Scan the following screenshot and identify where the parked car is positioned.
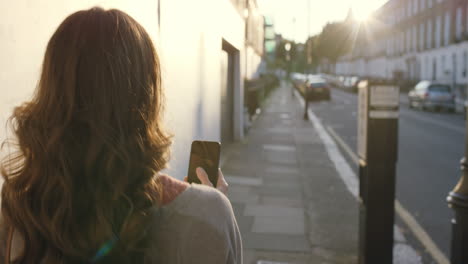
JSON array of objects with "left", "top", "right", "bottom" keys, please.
[
  {"left": 408, "top": 81, "right": 455, "bottom": 112},
  {"left": 291, "top": 72, "right": 307, "bottom": 89},
  {"left": 304, "top": 76, "right": 331, "bottom": 101},
  {"left": 323, "top": 74, "right": 342, "bottom": 88},
  {"left": 342, "top": 76, "right": 360, "bottom": 93}
]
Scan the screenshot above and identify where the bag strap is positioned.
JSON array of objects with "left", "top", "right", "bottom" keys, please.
[{"left": 5, "top": 226, "right": 13, "bottom": 264}]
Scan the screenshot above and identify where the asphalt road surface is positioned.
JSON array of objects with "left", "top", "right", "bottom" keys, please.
[{"left": 306, "top": 87, "right": 465, "bottom": 258}]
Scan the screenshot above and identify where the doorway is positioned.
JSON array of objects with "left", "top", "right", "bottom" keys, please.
[{"left": 221, "top": 41, "right": 235, "bottom": 144}]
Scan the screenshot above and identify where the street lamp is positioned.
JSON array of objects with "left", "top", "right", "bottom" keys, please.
[
  {"left": 447, "top": 107, "right": 468, "bottom": 263},
  {"left": 285, "top": 42, "right": 292, "bottom": 79}
]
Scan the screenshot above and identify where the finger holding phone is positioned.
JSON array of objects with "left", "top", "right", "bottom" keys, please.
[{"left": 185, "top": 141, "right": 228, "bottom": 195}]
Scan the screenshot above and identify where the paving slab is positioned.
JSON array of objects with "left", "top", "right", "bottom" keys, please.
[
  {"left": 262, "top": 144, "right": 296, "bottom": 152},
  {"left": 242, "top": 233, "right": 310, "bottom": 252},
  {"left": 225, "top": 175, "right": 263, "bottom": 186},
  {"left": 260, "top": 196, "right": 303, "bottom": 208},
  {"left": 244, "top": 205, "right": 304, "bottom": 218},
  {"left": 264, "top": 166, "right": 300, "bottom": 175},
  {"left": 263, "top": 151, "right": 297, "bottom": 165},
  {"left": 244, "top": 250, "right": 319, "bottom": 264},
  {"left": 251, "top": 216, "right": 305, "bottom": 235}
]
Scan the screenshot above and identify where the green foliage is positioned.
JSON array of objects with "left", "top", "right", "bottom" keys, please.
[{"left": 313, "top": 22, "right": 354, "bottom": 63}]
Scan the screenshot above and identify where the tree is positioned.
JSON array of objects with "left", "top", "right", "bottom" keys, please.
[{"left": 305, "top": 19, "right": 366, "bottom": 72}]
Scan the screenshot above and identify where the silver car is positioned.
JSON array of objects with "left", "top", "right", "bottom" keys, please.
[{"left": 408, "top": 81, "right": 455, "bottom": 112}]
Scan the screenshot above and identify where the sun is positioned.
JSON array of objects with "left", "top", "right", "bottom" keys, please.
[
  {"left": 352, "top": 3, "right": 374, "bottom": 22},
  {"left": 355, "top": 12, "right": 371, "bottom": 22}
]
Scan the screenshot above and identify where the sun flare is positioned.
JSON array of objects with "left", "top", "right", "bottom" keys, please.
[{"left": 352, "top": 1, "right": 376, "bottom": 23}]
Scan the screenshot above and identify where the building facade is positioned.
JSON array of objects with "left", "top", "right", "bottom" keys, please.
[
  {"left": 335, "top": 0, "right": 468, "bottom": 110},
  {"left": 0, "top": 0, "right": 264, "bottom": 179}
]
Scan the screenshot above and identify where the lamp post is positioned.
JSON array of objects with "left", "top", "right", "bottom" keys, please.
[
  {"left": 447, "top": 107, "right": 468, "bottom": 263},
  {"left": 285, "top": 42, "right": 291, "bottom": 81},
  {"left": 303, "top": 0, "right": 310, "bottom": 121}
]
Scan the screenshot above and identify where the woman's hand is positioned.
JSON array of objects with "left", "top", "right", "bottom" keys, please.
[{"left": 184, "top": 167, "right": 228, "bottom": 195}]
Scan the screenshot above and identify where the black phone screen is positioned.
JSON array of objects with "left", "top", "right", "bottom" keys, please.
[{"left": 187, "top": 141, "right": 221, "bottom": 186}]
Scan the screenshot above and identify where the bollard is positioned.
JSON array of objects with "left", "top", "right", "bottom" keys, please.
[
  {"left": 304, "top": 83, "right": 309, "bottom": 120},
  {"left": 447, "top": 107, "right": 468, "bottom": 264},
  {"left": 357, "top": 80, "right": 400, "bottom": 264}
]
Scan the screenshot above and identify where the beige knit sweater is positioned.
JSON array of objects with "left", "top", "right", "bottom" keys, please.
[{"left": 0, "top": 176, "right": 242, "bottom": 263}]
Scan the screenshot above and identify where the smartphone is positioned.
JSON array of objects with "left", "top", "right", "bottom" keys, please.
[{"left": 187, "top": 140, "right": 221, "bottom": 187}]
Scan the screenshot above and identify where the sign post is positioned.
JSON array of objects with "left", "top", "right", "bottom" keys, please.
[
  {"left": 446, "top": 106, "right": 468, "bottom": 264},
  {"left": 304, "top": 83, "right": 309, "bottom": 120},
  {"left": 358, "top": 80, "right": 400, "bottom": 264}
]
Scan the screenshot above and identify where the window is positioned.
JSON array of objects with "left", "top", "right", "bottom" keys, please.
[
  {"left": 436, "top": 15, "right": 441, "bottom": 48},
  {"left": 408, "top": 1, "right": 412, "bottom": 18},
  {"left": 463, "top": 51, "right": 467, "bottom": 78},
  {"left": 420, "top": 0, "right": 425, "bottom": 11},
  {"left": 429, "top": 85, "right": 451, "bottom": 93},
  {"left": 456, "top": 7, "right": 462, "bottom": 40},
  {"left": 428, "top": 0, "right": 433, "bottom": 8},
  {"left": 425, "top": 57, "right": 430, "bottom": 79},
  {"left": 444, "top": 11, "right": 451, "bottom": 45},
  {"left": 452, "top": 53, "right": 457, "bottom": 83},
  {"left": 388, "top": 37, "right": 392, "bottom": 55},
  {"left": 407, "top": 29, "right": 411, "bottom": 52},
  {"left": 401, "top": 32, "right": 405, "bottom": 53},
  {"left": 442, "top": 55, "right": 446, "bottom": 76},
  {"left": 414, "top": 0, "right": 419, "bottom": 14},
  {"left": 413, "top": 26, "right": 418, "bottom": 51},
  {"left": 416, "top": 81, "right": 430, "bottom": 90},
  {"left": 420, "top": 23, "right": 425, "bottom": 50},
  {"left": 427, "top": 20, "right": 432, "bottom": 49}
]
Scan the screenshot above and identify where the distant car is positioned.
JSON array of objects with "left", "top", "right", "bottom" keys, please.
[
  {"left": 305, "top": 77, "right": 331, "bottom": 101},
  {"left": 408, "top": 81, "right": 455, "bottom": 112},
  {"left": 329, "top": 75, "right": 343, "bottom": 88},
  {"left": 342, "top": 76, "right": 360, "bottom": 93},
  {"left": 291, "top": 73, "right": 307, "bottom": 89}
]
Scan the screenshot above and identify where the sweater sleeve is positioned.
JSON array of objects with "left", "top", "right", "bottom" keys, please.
[
  {"left": 152, "top": 184, "right": 242, "bottom": 264},
  {"left": 182, "top": 186, "right": 242, "bottom": 264},
  {"left": 219, "top": 191, "right": 243, "bottom": 264},
  {"left": 202, "top": 188, "right": 242, "bottom": 264}
]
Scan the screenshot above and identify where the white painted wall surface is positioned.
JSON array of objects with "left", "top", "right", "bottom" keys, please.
[
  {"left": 0, "top": 0, "right": 248, "bottom": 180},
  {"left": 160, "top": 0, "right": 246, "bottom": 178},
  {"left": 244, "top": 46, "right": 262, "bottom": 79}
]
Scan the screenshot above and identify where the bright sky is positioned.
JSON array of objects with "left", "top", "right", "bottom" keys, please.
[{"left": 258, "top": 0, "right": 388, "bottom": 43}]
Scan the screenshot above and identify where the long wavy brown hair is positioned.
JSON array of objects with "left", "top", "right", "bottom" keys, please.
[{"left": 1, "top": 7, "right": 171, "bottom": 263}]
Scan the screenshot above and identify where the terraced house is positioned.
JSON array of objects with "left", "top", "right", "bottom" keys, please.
[{"left": 336, "top": 0, "right": 468, "bottom": 111}]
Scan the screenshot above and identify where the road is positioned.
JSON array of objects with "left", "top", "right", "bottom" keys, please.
[{"left": 307, "top": 87, "right": 465, "bottom": 258}]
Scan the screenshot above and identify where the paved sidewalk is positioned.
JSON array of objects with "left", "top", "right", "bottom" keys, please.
[
  {"left": 221, "top": 81, "right": 357, "bottom": 263},
  {"left": 221, "top": 81, "right": 423, "bottom": 263}
]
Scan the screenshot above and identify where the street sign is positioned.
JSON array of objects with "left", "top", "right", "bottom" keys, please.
[
  {"left": 369, "top": 85, "right": 399, "bottom": 119},
  {"left": 357, "top": 81, "right": 400, "bottom": 264},
  {"left": 358, "top": 82, "right": 368, "bottom": 160}
]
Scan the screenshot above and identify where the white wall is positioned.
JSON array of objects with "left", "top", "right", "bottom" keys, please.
[
  {"left": 0, "top": 0, "right": 248, "bottom": 180},
  {"left": 159, "top": 0, "right": 246, "bottom": 178},
  {"left": 244, "top": 46, "right": 262, "bottom": 79}
]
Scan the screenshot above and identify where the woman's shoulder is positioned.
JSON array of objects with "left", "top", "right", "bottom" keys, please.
[
  {"left": 157, "top": 174, "right": 190, "bottom": 206},
  {"left": 157, "top": 175, "right": 235, "bottom": 227},
  {"left": 157, "top": 174, "right": 232, "bottom": 213}
]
